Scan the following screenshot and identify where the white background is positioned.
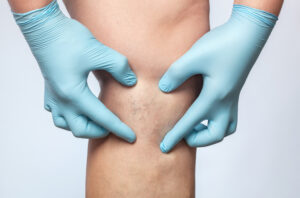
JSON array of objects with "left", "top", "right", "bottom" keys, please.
[{"left": 0, "top": 0, "right": 299, "bottom": 197}]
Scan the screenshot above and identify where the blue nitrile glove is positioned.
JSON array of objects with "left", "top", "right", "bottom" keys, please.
[
  {"left": 159, "top": 5, "right": 278, "bottom": 152},
  {"left": 13, "top": 0, "right": 137, "bottom": 142}
]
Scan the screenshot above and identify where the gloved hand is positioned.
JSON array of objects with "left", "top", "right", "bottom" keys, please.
[
  {"left": 159, "top": 5, "right": 278, "bottom": 152},
  {"left": 13, "top": 0, "right": 137, "bottom": 142}
]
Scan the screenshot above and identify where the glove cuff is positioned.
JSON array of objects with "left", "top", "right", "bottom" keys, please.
[
  {"left": 12, "top": 0, "right": 64, "bottom": 29},
  {"left": 12, "top": 0, "right": 68, "bottom": 49},
  {"left": 231, "top": 5, "right": 278, "bottom": 29}
]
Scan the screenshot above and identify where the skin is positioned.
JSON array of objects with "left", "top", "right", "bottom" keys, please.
[
  {"left": 8, "top": 0, "right": 52, "bottom": 12},
  {"left": 234, "top": 0, "right": 284, "bottom": 15},
  {"left": 63, "top": 0, "right": 208, "bottom": 197},
  {"left": 8, "top": 0, "right": 283, "bottom": 197}
]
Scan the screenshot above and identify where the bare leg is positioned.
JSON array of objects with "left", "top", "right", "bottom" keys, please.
[{"left": 64, "top": 0, "right": 210, "bottom": 197}]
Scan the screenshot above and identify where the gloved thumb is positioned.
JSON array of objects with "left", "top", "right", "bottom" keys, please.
[
  {"left": 87, "top": 41, "right": 137, "bottom": 86},
  {"left": 158, "top": 58, "right": 198, "bottom": 93},
  {"left": 107, "top": 52, "right": 137, "bottom": 86}
]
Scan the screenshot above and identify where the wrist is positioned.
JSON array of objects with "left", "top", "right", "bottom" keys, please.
[
  {"left": 234, "top": 0, "right": 283, "bottom": 16},
  {"left": 226, "top": 4, "right": 278, "bottom": 43},
  {"left": 231, "top": 4, "right": 278, "bottom": 28},
  {"left": 9, "top": 0, "right": 53, "bottom": 13},
  {"left": 12, "top": 0, "right": 69, "bottom": 50}
]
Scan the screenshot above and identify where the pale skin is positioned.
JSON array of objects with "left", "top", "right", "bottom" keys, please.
[{"left": 8, "top": 0, "right": 283, "bottom": 197}]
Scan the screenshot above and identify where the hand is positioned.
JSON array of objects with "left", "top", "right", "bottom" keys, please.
[
  {"left": 159, "top": 5, "right": 278, "bottom": 152},
  {"left": 13, "top": 0, "right": 137, "bottom": 142}
]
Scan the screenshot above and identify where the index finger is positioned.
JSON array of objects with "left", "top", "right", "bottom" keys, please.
[
  {"left": 77, "top": 87, "right": 136, "bottom": 143},
  {"left": 160, "top": 90, "right": 211, "bottom": 153}
]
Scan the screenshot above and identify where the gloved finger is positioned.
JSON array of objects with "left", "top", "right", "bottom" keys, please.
[
  {"left": 226, "top": 121, "right": 237, "bottom": 136},
  {"left": 51, "top": 108, "right": 69, "bottom": 130},
  {"left": 185, "top": 111, "right": 231, "bottom": 147},
  {"left": 77, "top": 87, "right": 136, "bottom": 142},
  {"left": 158, "top": 42, "right": 209, "bottom": 93},
  {"left": 86, "top": 41, "right": 137, "bottom": 86},
  {"left": 194, "top": 123, "right": 207, "bottom": 131},
  {"left": 44, "top": 104, "right": 51, "bottom": 112},
  {"left": 226, "top": 103, "right": 238, "bottom": 136},
  {"left": 44, "top": 85, "right": 52, "bottom": 112},
  {"left": 52, "top": 116, "right": 69, "bottom": 130},
  {"left": 64, "top": 112, "right": 109, "bottom": 138},
  {"left": 159, "top": 89, "right": 211, "bottom": 153}
]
